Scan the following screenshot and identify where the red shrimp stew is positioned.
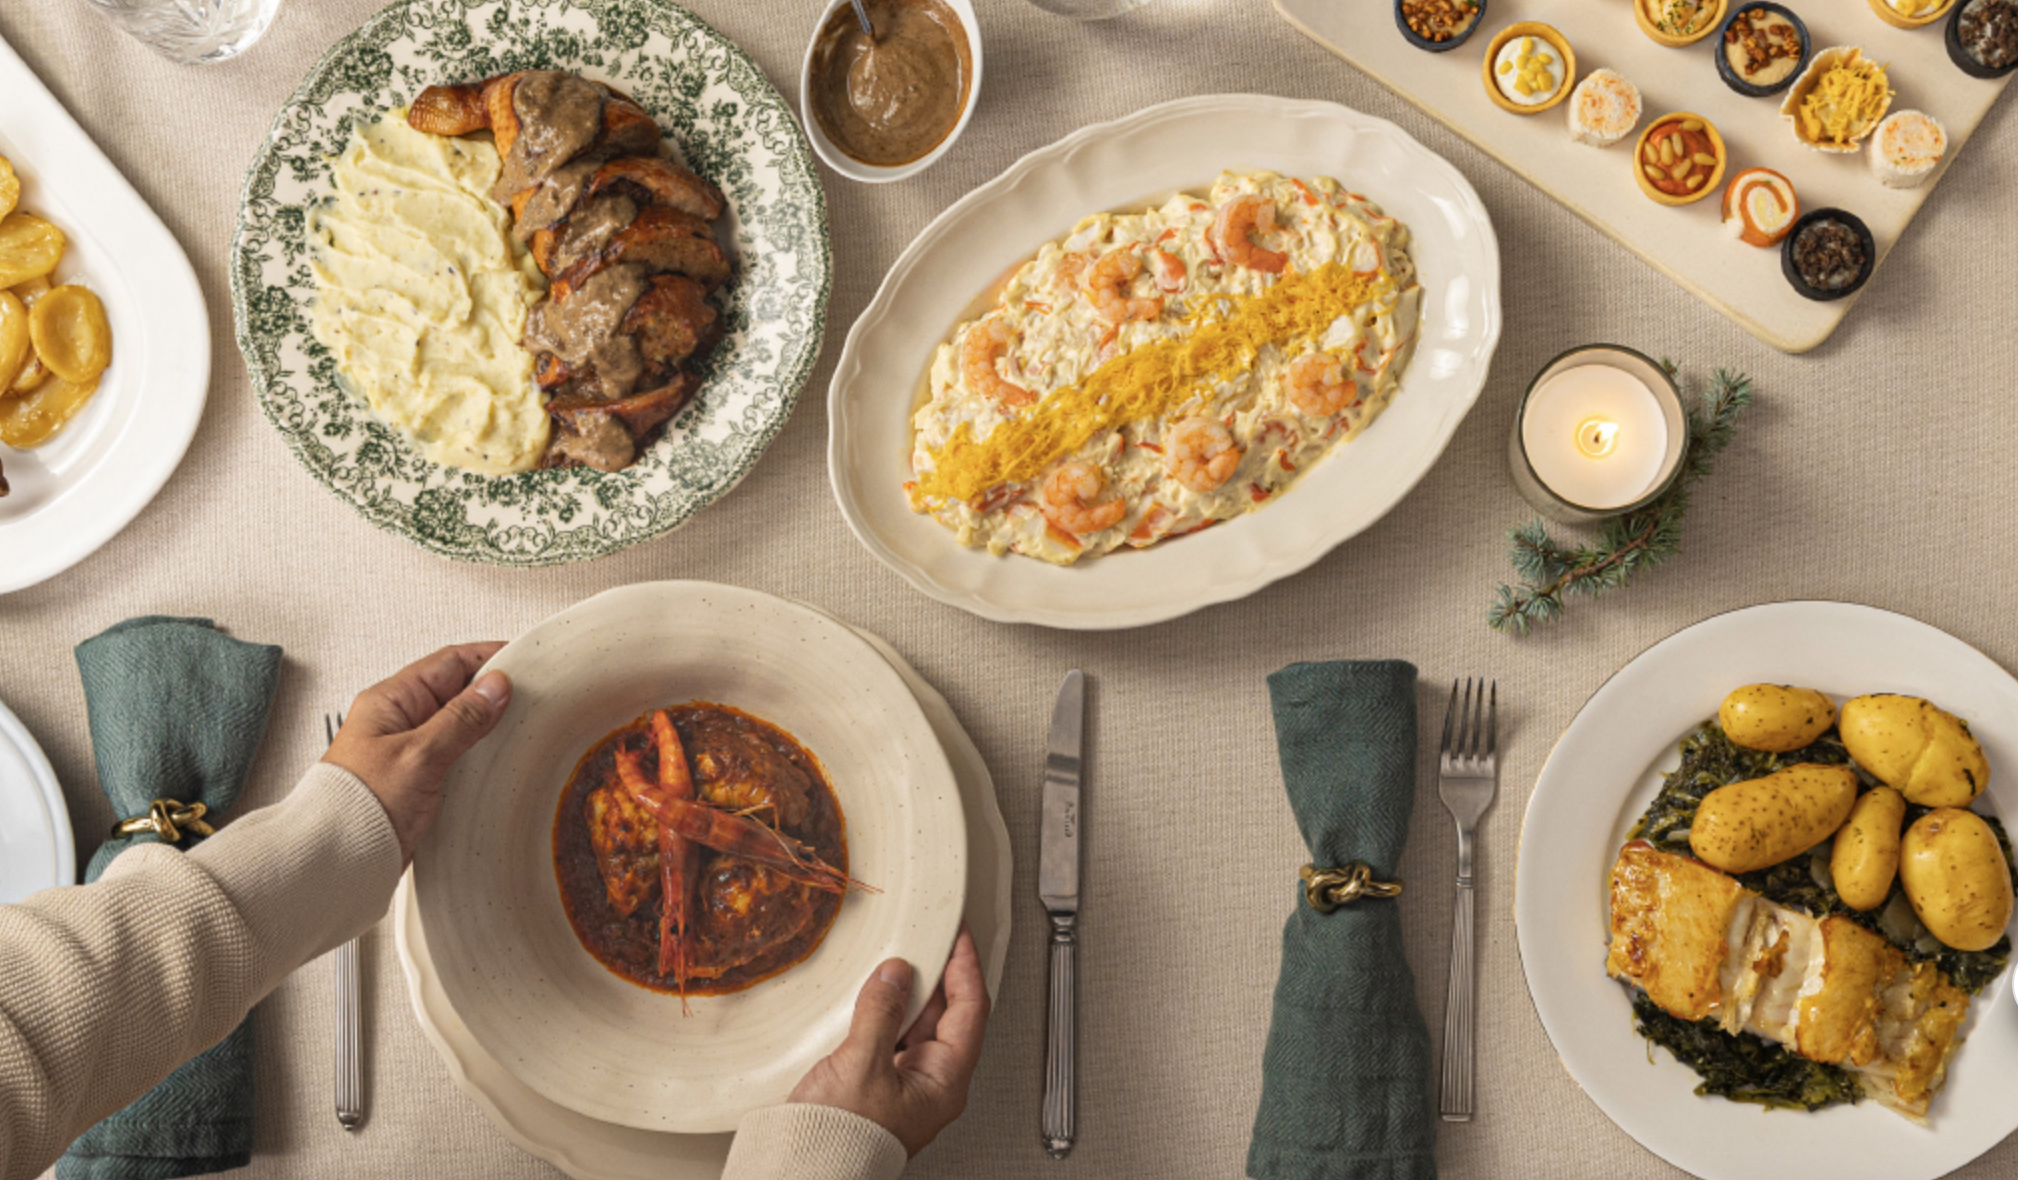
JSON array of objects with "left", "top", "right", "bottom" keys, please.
[{"left": 552, "top": 703, "right": 846, "bottom": 997}]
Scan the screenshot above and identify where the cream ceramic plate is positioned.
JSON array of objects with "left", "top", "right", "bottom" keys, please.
[
  {"left": 828, "top": 93, "right": 1500, "bottom": 630},
  {"left": 394, "top": 618, "right": 1011, "bottom": 1178},
  {"left": 1517, "top": 601, "right": 2018, "bottom": 1180},
  {"left": 0, "top": 32, "right": 209, "bottom": 594},
  {"left": 413, "top": 582, "right": 967, "bottom": 1134},
  {"left": 0, "top": 694, "right": 72, "bottom": 904}
]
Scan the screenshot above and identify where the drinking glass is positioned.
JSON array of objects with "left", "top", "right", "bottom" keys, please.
[{"left": 74, "top": 0, "right": 283, "bottom": 65}]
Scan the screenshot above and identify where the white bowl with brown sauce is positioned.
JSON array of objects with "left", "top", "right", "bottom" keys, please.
[{"left": 799, "top": 0, "right": 982, "bottom": 183}]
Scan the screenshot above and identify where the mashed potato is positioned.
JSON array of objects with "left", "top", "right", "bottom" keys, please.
[{"left": 308, "top": 112, "right": 548, "bottom": 474}]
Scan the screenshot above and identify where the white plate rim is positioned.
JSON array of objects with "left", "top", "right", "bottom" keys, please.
[
  {"left": 1515, "top": 600, "right": 2018, "bottom": 1180},
  {"left": 0, "top": 32, "right": 210, "bottom": 595},
  {"left": 825, "top": 92, "right": 1501, "bottom": 630},
  {"left": 0, "top": 693, "right": 72, "bottom": 902},
  {"left": 392, "top": 616, "right": 1012, "bottom": 1180}
]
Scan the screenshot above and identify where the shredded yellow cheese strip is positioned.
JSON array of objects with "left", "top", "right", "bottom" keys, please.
[{"left": 919, "top": 262, "right": 1390, "bottom": 504}]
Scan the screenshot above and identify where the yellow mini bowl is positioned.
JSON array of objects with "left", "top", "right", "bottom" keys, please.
[
  {"left": 1867, "top": 0, "right": 1952, "bottom": 29},
  {"left": 1633, "top": 113, "right": 1728, "bottom": 206},
  {"left": 1636, "top": 0, "right": 1728, "bottom": 46},
  {"left": 1480, "top": 22, "right": 1577, "bottom": 115}
]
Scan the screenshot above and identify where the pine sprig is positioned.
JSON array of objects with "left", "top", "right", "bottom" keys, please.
[{"left": 1489, "top": 365, "right": 1754, "bottom": 635}]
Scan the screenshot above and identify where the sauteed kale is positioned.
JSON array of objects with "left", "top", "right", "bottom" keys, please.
[{"left": 1623, "top": 721, "right": 2018, "bottom": 1109}]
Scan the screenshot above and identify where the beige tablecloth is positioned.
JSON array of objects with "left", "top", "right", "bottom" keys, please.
[{"left": 3, "top": 0, "right": 2015, "bottom": 1176}]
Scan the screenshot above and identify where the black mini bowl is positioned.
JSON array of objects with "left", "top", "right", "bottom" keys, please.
[
  {"left": 1781, "top": 208, "right": 1875, "bottom": 302},
  {"left": 1947, "top": 0, "right": 2018, "bottom": 79},
  {"left": 1714, "top": 3, "right": 1810, "bottom": 96},
  {"left": 1394, "top": 0, "right": 1488, "bottom": 52}
]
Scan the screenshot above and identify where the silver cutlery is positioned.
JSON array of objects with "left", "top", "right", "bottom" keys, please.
[
  {"left": 1437, "top": 678, "right": 1497, "bottom": 1123},
  {"left": 327, "top": 711, "right": 363, "bottom": 1133},
  {"left": 1038, "top": 670, "right": 1084, "bottom": 1159}
]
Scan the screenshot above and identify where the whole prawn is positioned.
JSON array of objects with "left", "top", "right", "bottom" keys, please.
[
  {"left": 617, "top": 750, "right": 861, "bottom": 896},
  {"left": 652, "top": 711, "right": 700, "bottom": 1002}
]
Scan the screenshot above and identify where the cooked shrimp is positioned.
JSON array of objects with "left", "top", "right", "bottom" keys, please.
[
  {"left": 1213, "top": 195, "right": 1287, "bottom": 274},
  {"left": 1288, "top": 352, "right": 1355, "bottom": 417},
  {"left": 1085, "top": 248, "right": 1162, "bottom": 324},
  {"left": 1040, "top": 460, "right": 1128, "bottom": 537},
  {"left": 1164, "top": 417, "right": 1241, "bottom": 493},
  {"left": 960, "top": 318, "right": 1035, "bottom": 409},
  {"left": 1150, "top": 249, "right": 1187, "bottom": 292}
]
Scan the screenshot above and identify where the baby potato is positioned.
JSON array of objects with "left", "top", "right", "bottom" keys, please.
[
  {"left": 0, "top": 292, "right": 27, "bottom": 393},
  {"left": 27, "top": 286, "right": 110, "bottom": 384},
  {"left": 0, "top": 214, "right": 65, "bottom": 289},
  {"left": 1900, "top": 808, "right": 2015, "bottom": 952},
  {"left": 0, "top": 372, "right": 99, "bottom": 448},
  {"left": 1830, "top": 787, "right": 1905, "bottom": 910},
  {"left": 0, "top": 156, "right": 17, "bottom": 222},
  {"left": 1719, "top": 684, "right": 1837, "bottom": 753},
  {"left": 1839, "top": 694, "right": 1990, "bottom": 807},
  {"left": 1689, "top": 763, "right": 1859, "bottom": 874}
]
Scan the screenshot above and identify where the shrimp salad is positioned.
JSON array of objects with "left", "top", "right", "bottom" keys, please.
[{"left": 905, "top": 172, "right": 1422, "bottom": 566}]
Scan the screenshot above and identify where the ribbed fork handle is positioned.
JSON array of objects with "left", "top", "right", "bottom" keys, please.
[
  {"left": 1439, "top": 880, "right": 1475, "bottom": 1121},
  {"left": 1041, "top": 913, "right": 1076, "bottom": 1158},
  {"left": 335, "top": 937, "right": 362, "bottom": 1130}
]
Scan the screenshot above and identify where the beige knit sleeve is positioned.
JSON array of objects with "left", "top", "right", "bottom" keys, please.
[
  {"left": 0, "top": 763, "right": 403, "bottom": 1180},
  {"left": 722, "top": 1104, "right": 908, "bottom": 1180}
]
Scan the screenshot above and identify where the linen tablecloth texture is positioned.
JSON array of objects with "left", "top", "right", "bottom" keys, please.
[
  {"left": 58, "top": 618, "right": 284, "bottom": 1180},
  {"left": 1249, "top": 660, "right": 1433, "bottom": 1180},
  {"left": 4, "top": 0, "right": 2016, "bottom": 1177}
]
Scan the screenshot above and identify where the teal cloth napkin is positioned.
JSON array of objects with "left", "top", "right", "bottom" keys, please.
[
  {"left": 57, "top": 616, "right": 283, "bottom": 1180},
  {"left": 1247, "top": 660, "right": 1435, "bottom": 1180}
]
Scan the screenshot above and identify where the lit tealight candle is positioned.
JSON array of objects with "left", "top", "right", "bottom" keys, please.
[{"left": 1509, "top": 345, "right": 1687, "bottom": 524}]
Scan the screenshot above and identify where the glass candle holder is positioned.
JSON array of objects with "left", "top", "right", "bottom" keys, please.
[{"left": 1508, "top": 344, "right": 1687, "bottom": 525}]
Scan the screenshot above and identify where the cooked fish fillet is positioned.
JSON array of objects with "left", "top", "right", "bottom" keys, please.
[{"left": 1607, "top": 841, "right": 1971, "bottom": 1121}]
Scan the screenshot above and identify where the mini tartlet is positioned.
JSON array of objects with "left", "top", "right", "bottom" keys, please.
[
  {"left": 1782, "top": 208, "right": 1875, "bottom": 301},
  {"left": 1716, "top": 3, "right": 1810, "bottom": 96},
  {"left": 1721, "top": 168, "right": 1799, "bottom": 246},
  {"left": 1869, "top": 0, "right": 1954, "bottom": 30},
  {"left": 1480, "top": 22, "right": 1576, "bottom": 114},
  {"left": 1634, "top": 113, "right": 1727, "bottom": 206},
  {"left": 1780, "top": 46, "right": 1893, "bottom": 153},
  {"left": 1395, "top": 0, "right": 1487, "bottom": 52},
  {"left": 1637, "top": 0, "right": 1728, "bottom": 46}
]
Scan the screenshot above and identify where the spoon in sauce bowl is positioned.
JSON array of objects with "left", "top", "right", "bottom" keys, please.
[{"left": 850, "top": 0, "right": 874, "bottom": 34}]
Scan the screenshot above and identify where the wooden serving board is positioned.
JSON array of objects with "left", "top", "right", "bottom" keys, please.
[{"left": 1275, "top": 0, "right": 2012, "bottom": 352}]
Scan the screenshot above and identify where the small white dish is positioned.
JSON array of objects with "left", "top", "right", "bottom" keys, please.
[
  {"left": 0, "top": 693, "right": 72, "bottom": 904},
  {"left": 798, "top": 0, "right": 983, "bottom": 183},
  {"left": 413, "top": 580, "right": 968, "bottom": 1134}
]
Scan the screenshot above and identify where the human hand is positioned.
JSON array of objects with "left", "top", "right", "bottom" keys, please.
[
  {"left": 789, "top": 924, "right": 991, "bottom": 1157},
  {"left": 322, "top": 642, "right": 511, "bottom": 864}
]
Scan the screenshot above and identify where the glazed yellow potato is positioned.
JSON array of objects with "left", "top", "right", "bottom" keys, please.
[
  {"left": 1689, "top": 763, "right": 1859, "bottom": 874},
  {"left": 0, "top": 291, "right": 27, "bottom": 392},
  {"left": 1719, "top": 684, "right": 1837, "bottom": 753},
  {"left": 0, "top": 214, "right": 65, "bottom": 289},
  {"left": 0, "top": 156, "right": 17, "bottom": 222},
  {"left": 27, "top": 285, "right": 110, "bottom": 384},
  {"left": 0, "top": 373, "right": 98, "bottom": 448},
  {"left": 1830, "top": 786, "right": 1905, "bottom": 910},
  {"left": 1900, "top": 808, "right": 2015, "bottom": 952},
  {"left": 1839, "top": 694, "right": 1990, "bottom": 807}
]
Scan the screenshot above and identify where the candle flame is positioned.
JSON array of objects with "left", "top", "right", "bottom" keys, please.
[{"left": 1575, "top": 417, "right": 1619, "bottom": 459}]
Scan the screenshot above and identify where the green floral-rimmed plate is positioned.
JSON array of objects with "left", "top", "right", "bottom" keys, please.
[{"left": 231, "top": 0, "right": 830, "bottom": 565}]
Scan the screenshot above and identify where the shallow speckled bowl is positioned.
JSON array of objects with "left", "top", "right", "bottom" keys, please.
[{"left": 413, "top": 581, "right": 966, "bottom": 1134}]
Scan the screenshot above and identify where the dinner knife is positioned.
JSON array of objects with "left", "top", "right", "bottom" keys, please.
[{"left": 1039, "top": 669, "right": 1084, "bottom": 1160}]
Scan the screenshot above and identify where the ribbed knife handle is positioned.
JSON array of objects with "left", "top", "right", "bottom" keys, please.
[
  {"left": 1439, "top": 881, "right": 1475, "bottom": 1121},
  {"left": 1041, "top": 912, "right": 1076, "bottom": 1158}
]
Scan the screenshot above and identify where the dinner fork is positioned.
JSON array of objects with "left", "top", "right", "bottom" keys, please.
[
  {"left": 1437, "top": 678, "right": 1497, "bottom": 1123},
  {"left": 327, "top": 712, "right": 363, "bottom": 1132}
]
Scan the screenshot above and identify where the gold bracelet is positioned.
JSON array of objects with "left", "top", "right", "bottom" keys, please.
[
  {"left": 1299, "top": 861, "right": 1403, "bottom": 913},
  {"left": 110, "top": 799, "right": 215, "bottom": 844}
]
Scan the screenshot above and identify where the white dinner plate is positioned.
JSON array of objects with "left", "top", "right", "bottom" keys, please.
[
  {"left": 828, "top": 93, "right": 1500, "bottom": 629},
  {"left": 394, "top": 618, "right": 1012, "bottom": 1179},
  {"left": 414, "top": 581, "right": 967, "bottom": 1134},
  {"left": 0, "top": 32, "right": 210, "bottom": 594},
  {"left": 1516, "top": 601, "right": 2018, "bottom": 1180},
  {"left": 0, "top": 693, "right": 73, "bottom": 904}
]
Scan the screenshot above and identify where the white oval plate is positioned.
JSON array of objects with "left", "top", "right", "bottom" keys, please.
[
  {"left": 827, "top": 93, "right": 1499, "bottom": 629},
  {"left": 394, "top": 618, "right": 1011, "bottom": 1179},
  {"left": 1517, "top": 601, "right": 2018, "bottom": 1180},
  {"left": 0, "top": 693, "right": 72, "bottom": 904},
  {"left": 0, "top": 32, "right": 209, "bottom": 594},
  {"left": 414, "top": 581, "right": 966, "bottom": 1134}
]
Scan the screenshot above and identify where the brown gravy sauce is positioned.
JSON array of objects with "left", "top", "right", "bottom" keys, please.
[{"left": 810, "top": 0, "right": 972, "bottom": 167}]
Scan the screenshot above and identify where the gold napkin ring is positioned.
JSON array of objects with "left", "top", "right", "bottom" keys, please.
[
  {"left": 111, "top": 799, "right": 215, "bottom": 843},
  {"left": 1300, "top": 862, "right": 1402, "bottom": 912}
]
